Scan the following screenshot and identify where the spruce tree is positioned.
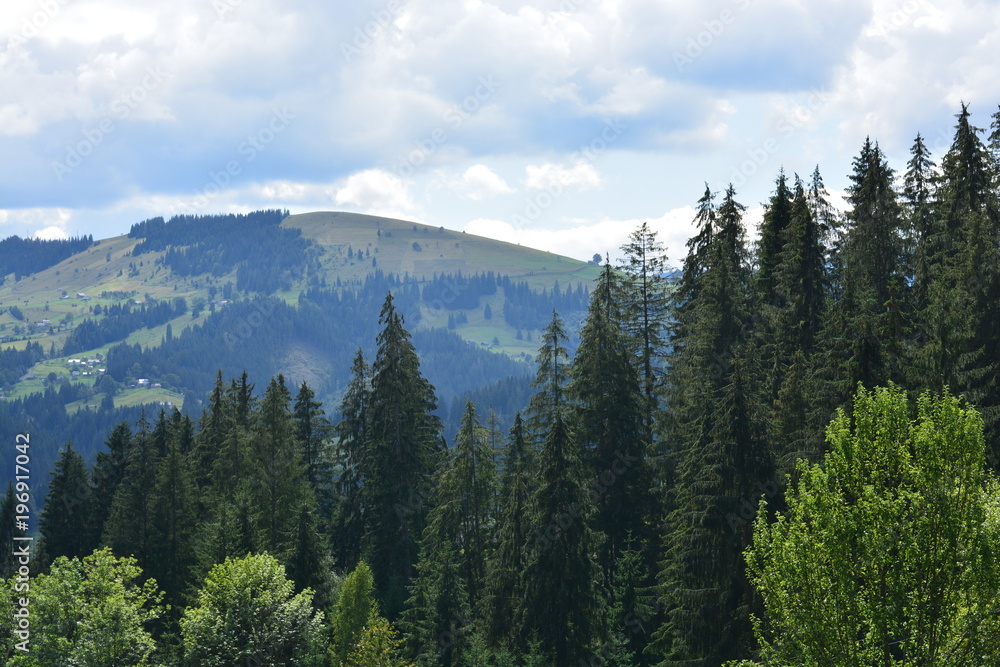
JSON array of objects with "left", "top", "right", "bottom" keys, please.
[
  {"left": 90, "top": 421, "right": 133, "bottom": 538},
  {"left": 618, "top": 222, "right": 670, "bottom": 444},
  {"left": 40, "top": 442, "right": 95, "bottom": 562},
  {"left": 449, "top": 401, "right": 496, "bottom": 611},
  {"left": 332, "top": 348, "right": 371, "bottom": 570},
  {"left": 654, "top": 185, "right": 764, "bottom": 666},
  {"left": 753, "top": 170, "right": 794, "bottom": 309},
  {"left": 104, "top": 413, "right": 158, "bottom": 566},
  {"left": 483, "top": 414, "right": 532, "bottom": 649},
  {"left": 364, "top": 293, "right": 442, "bottom": 618},
  {"left": 146, "top": 412, "right": 198, "bottom": 610},
  {"left": 518, "top": 414, "right": 601, "bottom": 665},
  {"left": 570, "top": 261, "right": 652, "bottom": 580}
]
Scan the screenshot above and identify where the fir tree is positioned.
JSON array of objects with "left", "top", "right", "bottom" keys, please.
[
  {"left": 364, "top": 293, "right": 442, "bottom": 618},
  {"left": 570, "top": 261, "right": 652, "bottom": 576},
  {"left": 333, "top": 348, "right": 371, "bottom": 570},
  {"left": 40, "top": 442, "right": 95, "bottom": 562},
  {"left": 90, "top": 421, "right": 133, "bottom": 538},
  {"left": 654, "top": 185, "right": 761, "bottom": 666},
  {"left": 518, "top": 414, "right": 601, "bottom": 665},
  {"left": 483, "top": 413, "right": 532, "bottom": 649},
  {"left": 618, "top": 222, "right": 670, "bottom": 444}
]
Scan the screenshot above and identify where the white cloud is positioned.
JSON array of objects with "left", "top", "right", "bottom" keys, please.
[
  {"left": 525, "top": 160, "right": 602, "bottom": 191},
  {"left": 34, "top": 225, "right": 70, "bottom": 240},
  {"left": 451, "top": 164, "right": 514, "bottom": 200},
  {"left": 334, "top": 168, "right": 415, "bottom": 215},
  {"left": 464, "top": 207, "right": 696, "bottom": 264}
]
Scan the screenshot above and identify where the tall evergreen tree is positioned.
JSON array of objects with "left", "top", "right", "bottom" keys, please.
[
  {"left": 570, "top": 261, "right": 652, "bottom": 570},
  {"left": 483, "top": 413, "right": 532, "bottom": 648},
  {"left": 104, "top": 413, "right": 159, "bottom": 566},
  {"left": 146, "top": 412, "right": 198, "bottom": 610},
  {"left": 40, "top": 442, "right": 95, "bottom": 562},
  {"left": 518, "top": 414, "right": 602, "bottom": 665},
  {"left": 654, "top": 185, "right": 763, "bottom": 666},
  {"left": 364, "top": 293, "right": 442, "bottom": 618},
  {"left": 618, "top": 222, "right": 670, "bottom": 444},
  {"left": 90, "top": 421, "right": 133, "bottom": 538},
  {"left": 333, "top": 348, "right": 371, "bottom": 570},
  {"left": 753, "top": 170, "right": 794, "bottom": 309}
]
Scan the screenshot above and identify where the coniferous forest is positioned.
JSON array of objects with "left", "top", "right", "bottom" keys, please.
[{"left": 4, "top": 103, "right": 1000, "bottom": 666}]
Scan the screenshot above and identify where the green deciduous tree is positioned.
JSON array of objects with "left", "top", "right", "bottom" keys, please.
[
  {"left": 742, "top": 386, "right": 1000, "bottom": 666},
  {"left": 8, "top": 547, "right": 163, "bottom": 667},
  {"left": 180, "top": 552, "right": 327, "bottom": 666}
]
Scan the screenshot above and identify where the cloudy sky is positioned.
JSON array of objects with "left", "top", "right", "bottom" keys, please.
[{"left": 2, "top": 0, "right": 998, "bottom": 263}]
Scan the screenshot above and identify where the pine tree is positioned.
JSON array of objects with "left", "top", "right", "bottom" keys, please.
[
  {"left": 401, "top": 452, "right": 472, "bottom": 666},
  {"left": 294, "top": 380, "right": 331, "bottom": 496},
  {"left": 902, "top": 133, "right": 937, "bottom": 306},
  {"left": 40, "top": 442, "right": 95, "bottom": 562},
  {"left": 524, "top": 311, "right": 571, "bottom": 445},
  {"left": 753, "top": 170, "right": 794, "bottom": 309},
  {"left": 449, "top": 401, "right": 495, "bottom": 611},
  {"left": 364, "top": 293, "right": 442, "bottom": 618}
]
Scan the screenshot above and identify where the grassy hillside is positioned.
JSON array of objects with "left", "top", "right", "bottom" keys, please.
[{"left": 0, "top": 212, "right": 601, "bottom": 409}]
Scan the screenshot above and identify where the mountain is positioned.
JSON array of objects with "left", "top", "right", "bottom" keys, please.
[{"left": 0, "top": 210, "right": 602, "bottom": 487}]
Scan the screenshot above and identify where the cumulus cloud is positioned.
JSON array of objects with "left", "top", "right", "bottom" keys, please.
[
  {"left": 450, "top": 164, "right": 514, "bottom": 200},
  {"left": 525, "top": 160, "right": 602, "bottom": 191},
  {"left": 464, "top": 207, "right": 697, "bottom": 264},
  {"left": 334, "top": 168, "right": 415, "bottom": 215}
]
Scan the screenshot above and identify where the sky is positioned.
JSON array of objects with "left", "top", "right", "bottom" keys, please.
[{"left": 2, "top": 0, "right": 999, "bottom": 265}]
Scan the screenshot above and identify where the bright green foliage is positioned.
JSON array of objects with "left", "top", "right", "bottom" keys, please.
[
  {"left": 40, "top": 442, "right": 96, "bottom": 563},
  {"left": 8, "top": 548, "right": 163, "bottom": 667},
  {"left": 744, "top": 386, "right": 1000, "bottom": 666},
  {"left": 364, "top": 293, "right": 443, "bottom": 618},
  {"left": 347, "top": 615, "right": 414, "bottom": 667},
  {"left": 332, "top": 561, "right": 379, "bottom": 666},
  {"left": 180, "top": 552, "right": 328, "bottom": 666}
]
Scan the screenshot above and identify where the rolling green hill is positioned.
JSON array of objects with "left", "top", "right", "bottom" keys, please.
[{"left": 0, "top": 211, "right": 601, "bottom": 412}]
